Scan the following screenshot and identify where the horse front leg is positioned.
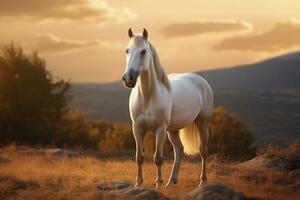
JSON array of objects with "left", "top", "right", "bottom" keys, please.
[
  {"left": 166, "top": 131, "right": 183, "bottom": 188},
  {"left": 133, "top": 123, "right": 145, "bottom": 187},
  {"left": 154, "top": 125, "right": 167, "bottom": 189}
]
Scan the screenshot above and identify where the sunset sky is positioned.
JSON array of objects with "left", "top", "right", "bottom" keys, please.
[{"left": 1, "top": 0, "right": 300, "bottom": 82}]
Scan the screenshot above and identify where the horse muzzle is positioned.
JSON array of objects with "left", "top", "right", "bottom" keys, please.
[
  {"left": 123, "top": 79, "right": 136, "bottom": 88},
  {"left": 122, "top": 70, "right": 138, "bottom": 88}
]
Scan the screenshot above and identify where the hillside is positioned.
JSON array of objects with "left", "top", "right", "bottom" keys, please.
[
  {"left": 198, "top": 51, "right": 300, "bottom": 89},
  {"left": 70, "top": 51, "right": 300, "bottom": 145}
]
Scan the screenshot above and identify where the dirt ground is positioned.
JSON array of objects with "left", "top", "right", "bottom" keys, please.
[{"left": 0, "top": 146, "right": 299, "bottom": 200}]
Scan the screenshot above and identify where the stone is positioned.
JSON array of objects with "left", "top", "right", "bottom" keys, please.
[
  {"left": 96, "top": 181, "right": 169, "bottom": 200},
  {"left": 183, "top": 183, "right": 246, "bottom": 200},
  {"left": 239, "top": 155, "right": 289, "bottom": 170},
  {"left": 22, "top": 148, "right": 80, "bottom": 157},
  {"left": 96, "top": 181, "right": 259, "bottom": 200},
  {"left": 46, "top": 149, "right": 80, "bottom": 157},
  {"left": 289, "top": 168, "right": 300, "bottom": 184}
]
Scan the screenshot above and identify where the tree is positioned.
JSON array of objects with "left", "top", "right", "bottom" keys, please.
[{"left": 0, "top": 43, "right": 70, "bottom": 144}]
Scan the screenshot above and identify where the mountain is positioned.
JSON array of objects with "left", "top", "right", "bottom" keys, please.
[
  {"left": 70, "top": 51, "right": 300, "bottom": 145},
  {"left": 197, "top": 51, "right": 300, "bottom": 89}
]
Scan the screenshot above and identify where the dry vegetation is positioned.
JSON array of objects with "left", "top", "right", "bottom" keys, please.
[
  {"left": 0, "top": 145, "right": 299, "bottom": 200},
  {"left": 257, "top": 144, "right": 300, "bottom": 169}
]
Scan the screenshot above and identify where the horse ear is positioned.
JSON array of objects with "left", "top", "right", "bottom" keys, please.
[
  {"left": 143, "top": 28, "right": 148, "bottom": 40},
  {"left": 128, "top": 28, "right": 134, "bottom": 38}
]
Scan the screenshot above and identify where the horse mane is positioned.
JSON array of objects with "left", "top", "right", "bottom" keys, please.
[{"left": 148, "top": 42, "right": 171, "bottom": 91}]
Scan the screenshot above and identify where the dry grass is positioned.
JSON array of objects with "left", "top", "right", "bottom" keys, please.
[
  {"left": 257, "top": 143, "right": 300, "bottom": 161},
  {"left": 0, "top": 145, "right": 299, "bottom": 200}
]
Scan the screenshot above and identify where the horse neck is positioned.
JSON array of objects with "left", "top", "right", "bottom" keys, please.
[
  {"left": 137, "top": 58, "right": 158, "bottom": 102},
  {"left": 136, "top": 42, "right": 170, "bottom": 102}
]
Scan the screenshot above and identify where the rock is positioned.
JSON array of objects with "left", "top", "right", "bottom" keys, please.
[
  {"left": 96, "top": 182, "right": 259, "bottom": 200},
  {"left": 23, "top": 149, "right": 46, "bottom": 155},
  {"left": 289, "top": 168, "right": 300, "bottom": 181},
  {"left": 44, "top": 148, "right": 80, "bottom": 157},
  {"left": 24, "top": 148, "right": 80, "bottom": 157},
  {"left": 183, "top": 183, "right": 261, "bottom": 200},
  {"left": 97, "top": 181, "right": 131, "bottom": 191},
  {"left": 239, "top": 155, "right": 289, "bottom": 170},
  {"left": 0, "top": 156, "right": 10, "bottom": 164},
  {"left": 184, "top": 184, "right": 243, "bottom": 200},
  {"left": 45, "top": 148, "right": 63, "bottom": 155},
  {"left": 96, "top": 181, "right": 169, "bottom": 200}
]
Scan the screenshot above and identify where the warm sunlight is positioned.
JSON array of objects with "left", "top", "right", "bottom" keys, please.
[
  {"left": 0, "top": 1, "right": 300, "bottom": 199},
  {"left": 1, "top": 0, "right": 300, "bottom": 82}
]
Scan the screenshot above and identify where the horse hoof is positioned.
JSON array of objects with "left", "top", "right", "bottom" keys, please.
[
  {"left": 134, "top": 183, "right": 141, "bottom": 187},
  {"left": 165, "top": 178, "right": 177, "bottom": 188},
  {"left": 198, "top": 180, "right": 207, "bottom": 187},
  {"left": 165, "top": 182, "right": 174, "bottom": 188},
  {"left": 134, "top": 181, "right": 143, "bottom": 187},
  {"left": 155, "top": 182, "right": 163, "bottom": 190},
  {"left": 155, "top": 183, "right": 160, "bottom": 189}
]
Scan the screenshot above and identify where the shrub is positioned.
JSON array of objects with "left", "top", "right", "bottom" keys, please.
[
  {"left": 54, "top": 111, "right": 98, "bottom": 149},
  {"left": 143, "top": 132, "right": 173, "bottom": 158},
  {"left": 99, "top": 123, "right": 135, "bottom": 154},
  {"left": 209, "top": 106, "right": 254, "bottom": 158}
]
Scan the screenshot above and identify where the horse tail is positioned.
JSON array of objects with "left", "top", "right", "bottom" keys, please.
[{"left": 179, "top": 123, "right": 200, "bottom": 155}]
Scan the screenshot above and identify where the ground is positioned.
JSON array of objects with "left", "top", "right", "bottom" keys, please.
[{"left": 0, "top": 146, "right": 299, "bottom": 200}]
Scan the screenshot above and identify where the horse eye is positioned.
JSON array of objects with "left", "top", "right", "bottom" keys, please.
[
  {"left": 141, "top": 49, "right": 146, "bottom": 56},
  {"left": 125, "top": 49, "right": 129, "bottom": 54}
]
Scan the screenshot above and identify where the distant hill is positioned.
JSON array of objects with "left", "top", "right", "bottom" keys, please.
[
  {"left": 70, "top": 51, "right": 300, "bottom": 145},
  {"left": 198, "top": 51, "right": 300, "bottom": 89}
]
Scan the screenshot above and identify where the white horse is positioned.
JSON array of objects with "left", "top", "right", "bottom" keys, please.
[{"left": 122, "top": 28, "right": 213, "bottom": 188}]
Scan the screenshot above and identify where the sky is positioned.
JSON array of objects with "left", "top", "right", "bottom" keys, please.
[{"left": 0, "top": 0, "right": 300, "bottom": 83}]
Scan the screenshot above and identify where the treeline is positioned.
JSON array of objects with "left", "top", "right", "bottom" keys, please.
[{"left": 0, "top": 44, "right": 254, "bottom": 158}]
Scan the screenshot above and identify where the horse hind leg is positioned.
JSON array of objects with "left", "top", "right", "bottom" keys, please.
[{"left": 195, "top": 114, "right": 211, "bottom": 187}]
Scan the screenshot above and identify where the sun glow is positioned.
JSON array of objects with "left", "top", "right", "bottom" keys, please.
[{"left": 0, "top": 0, "right": 299, "bottom": 82}]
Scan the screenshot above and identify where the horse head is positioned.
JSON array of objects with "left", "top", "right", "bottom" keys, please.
[{"left": 122, "top": 28, "right": 151, "bottom": 88}]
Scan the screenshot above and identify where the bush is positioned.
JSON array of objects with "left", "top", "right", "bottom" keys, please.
[
  {"left": 54, "top": 111, "right": 99, "bottom": 149},
  {"left": 209, "top": 106, "right": 254, "bottom": 158},
  {"left": 143, "top": 132, "right": 173, "bottom": 158},
  {"left": 99, "top": 122, "right": 135, "bottom": 154}
]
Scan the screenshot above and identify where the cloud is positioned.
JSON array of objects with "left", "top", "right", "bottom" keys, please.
[
  {"left": 0, "top": 0, "right": 135, "bottom": 23},
  {"left": 161, "top": 21, "right": 250, "bottom": 37},
  {"left": 33, "top": 34, "right": 100, "bottom": 53},
  {"left": 214, "top": 21, "right": 300, "bottom": 52}
]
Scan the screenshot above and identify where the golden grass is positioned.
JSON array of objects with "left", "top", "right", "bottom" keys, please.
[
  {"left": 257, "top": 143, "right": 300, "bottom": 161},
  {"left": 0, "top": 146, "right": 299, "bottom": 200}
]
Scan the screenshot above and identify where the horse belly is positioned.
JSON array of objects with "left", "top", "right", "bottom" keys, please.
[{"left": 168, "top": 78, "right": 202, "bottom": 131}]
